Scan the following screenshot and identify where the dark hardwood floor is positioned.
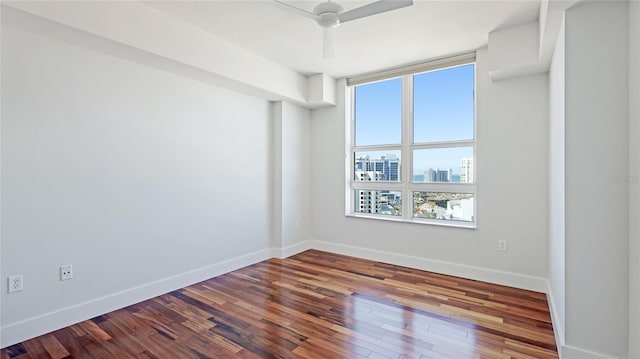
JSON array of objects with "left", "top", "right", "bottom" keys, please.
[{"left": 1, "top": 250, "right": 558, "bottom": 359}]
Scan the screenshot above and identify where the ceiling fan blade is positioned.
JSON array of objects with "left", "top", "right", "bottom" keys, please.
[
  {"left": 323, "top": 27, "right": 334, "bottom": 59},
  {"left": 270, "top": 1, "right": 320, "bottom": 21},
  {"left": 338, "top": 0, "right": 413, "bottom": 23}
]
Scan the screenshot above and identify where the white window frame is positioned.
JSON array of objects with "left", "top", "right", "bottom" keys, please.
[{"left": 345, "top": 53, "right": 477, "bottom": 228}]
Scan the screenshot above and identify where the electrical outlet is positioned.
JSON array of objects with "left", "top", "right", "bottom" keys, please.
[
  {"left": 498, "top": 240, "right": 508, "bottom": 252},
  {"left": 8, "top": 275, "right": 23, "bottom": 293},
  {"left": 60, "top": 265, "right": 73, "bottom": 281}
]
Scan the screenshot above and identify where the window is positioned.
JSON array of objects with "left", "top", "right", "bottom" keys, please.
[{"left": 346, "top": 54, "right": 476, "bottom": 227}]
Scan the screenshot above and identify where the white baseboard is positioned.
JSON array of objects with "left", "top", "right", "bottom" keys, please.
[
  {"left": 310, "top": 240, "right": 548, "bottom": 292},
  {"left": 0, "top": 248, "right": 274, "bottom": 349},
  {"left": 546, "top": 283, "right": 565, "bottom": 358},
  {"left": 561, "top": 345, "right": 620, "bottom": 359},
  {"left": 277, "top": 240, "right": 313, "bottom": 259}
]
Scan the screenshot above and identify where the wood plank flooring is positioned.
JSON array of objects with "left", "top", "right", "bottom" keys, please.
[{"left": 1, "top": 250, "right": 558, "bottom": 359}]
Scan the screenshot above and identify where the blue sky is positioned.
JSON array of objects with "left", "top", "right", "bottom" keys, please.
[{"left": 354, "top": 64, "right": 474, "bottom": 175}]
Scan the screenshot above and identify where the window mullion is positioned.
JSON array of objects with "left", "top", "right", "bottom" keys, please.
[
  {"left": 353, "top": 144, "right": 402, "bottom": 152},
  {"left": 346, "top": 86, "right": 355, "bottom": 215},
  {"left": 412, "top": 140, "right": 476, "bottom": 150},
  {"left": 352, "top": 182, "right": 404, "bottom": 190},
  {"left": 402, "top": 75, "right": 413, "bottom": 220}
]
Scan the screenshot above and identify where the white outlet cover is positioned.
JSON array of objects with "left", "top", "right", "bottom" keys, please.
[
  {"left": 60, "top": 265, "right": 73, "bottom": 281},
  {"left": 8, "top": 275, "right": 23, "bottom": 293},
  {"left": 498, "top": 240, "right": 508, "bottom": 251}
]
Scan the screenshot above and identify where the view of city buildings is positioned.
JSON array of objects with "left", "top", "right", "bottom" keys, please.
[
  {"left": 354, "top": 190, "right": 401, "bottom": 216},
  {"left": 424, "top": 168, "right": 452, "bottom": 182},
  {"left": 354, "top": 154, "right": 474, "bottom": 221},
  {"left": 354, "top": 155, "right": 400, "bottom": 181},
  {"left": 413, "top": 192, "right": 474, "bottom": 221}
]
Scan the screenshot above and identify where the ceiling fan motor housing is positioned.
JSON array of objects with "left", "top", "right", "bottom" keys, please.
[{"left": 314, "top": 2, "right": 343, "bottom": 28}]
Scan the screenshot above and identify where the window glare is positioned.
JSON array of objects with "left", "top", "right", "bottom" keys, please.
[{"left": 354, "top": 78, "right": 402, "bottom": 146}]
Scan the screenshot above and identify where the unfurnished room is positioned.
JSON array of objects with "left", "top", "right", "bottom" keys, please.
[{"left": 0, "top": 0, "right": 638, "bottom": 358}]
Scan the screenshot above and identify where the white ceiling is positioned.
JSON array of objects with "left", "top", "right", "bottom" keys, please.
[{"left": 144, "top": 0, "right": 541, "bottom": 79}]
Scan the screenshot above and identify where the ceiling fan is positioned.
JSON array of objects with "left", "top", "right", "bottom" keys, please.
[{"left": 271, "top": 0, "right": 414, "bottom": 59}]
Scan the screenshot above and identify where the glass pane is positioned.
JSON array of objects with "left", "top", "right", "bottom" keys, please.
[
  {"left": 413, "top": 147, "right": 473, "bottom": 183},
  {"left": 355, "top": 190, "right": 402, "bottom": 216},
  {"left": 413, "top": 192, "right": 474, "bottom": 222},
  {"left": 354, "top": 151, "right": 401, "bottom": 182},
  {"left": 355, "top": 78, "right": 402, "bottom": 146},
  {"left": 414, "top": 64, "right": 474, "bottom": 143}
]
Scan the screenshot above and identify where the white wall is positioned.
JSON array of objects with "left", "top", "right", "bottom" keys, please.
[
  {"left": 629, "top": 0, "right": 640, "bottom": 357},
  {"left": 311, "top": 47, "right": 549, "bottom": 290},
  {"left": 548, "top": 14, "right": 565, "bottom": 346},
  {"left": 1, "top": 13, "right": 273, "bottom": 345},
  {"left": 564, "top": 2, "right": 629, "bottom": 357},
  {"left": 272, "top": 101, "right": 312, "bottom": 252}
]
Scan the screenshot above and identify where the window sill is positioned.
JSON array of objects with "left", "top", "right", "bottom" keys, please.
[{"left": 345, "top": 213, "right": 477, "bottom": 229}]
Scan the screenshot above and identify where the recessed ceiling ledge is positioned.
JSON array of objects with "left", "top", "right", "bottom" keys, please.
[
  {"left": 488, "top": 21, "right": 543, "bottom": 81},
  {"left": 488, "top": 0, "right": 579, "bottom": 81},
  {"left": 307, "top": 73, "right": 337, "bottom": 108}
]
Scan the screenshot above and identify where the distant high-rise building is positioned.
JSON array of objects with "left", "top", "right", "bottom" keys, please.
[
  {"left": 461, "top": 157, "right": 474, "bottom": 183},
  {"left": 424, "top": 169, "right": 434, "bottom": 182},
  {"left": 354, "top": 154, "right": 399, "bottom": 181},
  {"left": 424, "top": 168, "right": 452, "bottom": 182},
  {"left": 386, "top": 158, "right": 400, "bottom": 181},
  {"left": 355, "top": 190, "right": 380, "bottom": 213}
]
